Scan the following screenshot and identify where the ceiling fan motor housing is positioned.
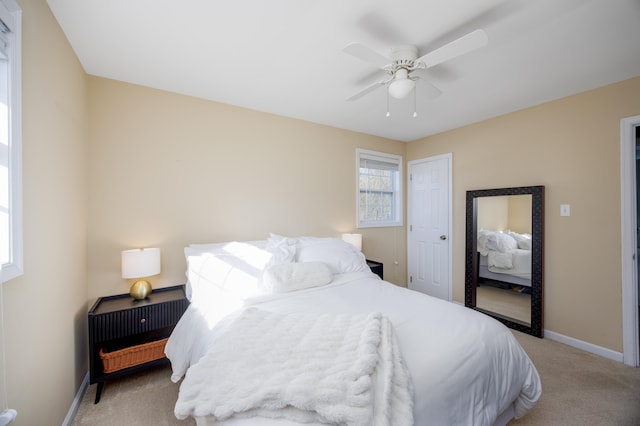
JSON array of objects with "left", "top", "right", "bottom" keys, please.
[{"left": 389, "top": 45, "right": 419, "bottom": 61}]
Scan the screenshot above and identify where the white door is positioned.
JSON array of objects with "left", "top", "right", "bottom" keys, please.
[{"left": 407, "top": 154, "right": 452, "bottom": 300}]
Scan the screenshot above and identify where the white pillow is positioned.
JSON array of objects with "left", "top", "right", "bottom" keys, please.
[
  {"left": 263, "top": 262, "right": 333, "bottom": 293},
  {"left": 264, "top": 236, "right": 296, "bottom": 267},
  {"left": 487, "top": 232, "right": 518, "bottom": 253},
  {"left": 184, "top": 241, "right": 275, "bottom": 302},
  {"left": 268, "top": 234, "right": 369, "bottom": 274},
  {"left": 188, "top": 239, "right": 268, "bottom": 253},
  {"left": 295, "top": 238, "right": 368, "bottom": 274},
  {"left": 507, "top": 231, "right": 532, "bottom": 251},
  {"left": 185, "top": 252, "right": 264, "bottom": 306}
]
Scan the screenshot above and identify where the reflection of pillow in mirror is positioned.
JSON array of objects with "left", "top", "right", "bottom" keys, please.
[
  {"left": 487, "top": 232, "right": 518, "bottom": 253},
  {"left": 517, "top": 239, "right": 532, "bottom": 250},
  {"left": 507, "top": 231, "right": 532, "bottom": 251}
]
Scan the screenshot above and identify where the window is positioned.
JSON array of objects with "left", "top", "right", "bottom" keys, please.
[
  {"left": 0, "top": 0, "right": 21, "bottom": 283},
  {"left": 357, "top": 149, "right": 403, "bottom": 228}
]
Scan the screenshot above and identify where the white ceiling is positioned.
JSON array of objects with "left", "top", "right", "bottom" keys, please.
[{"left": 47, "top": 0, "right": 640, "bottom": 142}]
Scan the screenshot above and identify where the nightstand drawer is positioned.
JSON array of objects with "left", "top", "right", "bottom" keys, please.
[{"left": 90, "top": 299, "right": 187, "bottom": 342}]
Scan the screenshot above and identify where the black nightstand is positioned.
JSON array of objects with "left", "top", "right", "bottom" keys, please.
[
  {"left": 366, "top": 260, "right": 383, "bottom": 280},
  {"left": 88, "top": 285, "right": 189, "bottom": 403}
]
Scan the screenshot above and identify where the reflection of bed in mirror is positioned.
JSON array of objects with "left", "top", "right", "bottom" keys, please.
[
  {"left": 478, "top": 229, "right": 532, "bottom": 288},
  {"left": 476, "top": 193, "right": 533, "bottom": 290}
]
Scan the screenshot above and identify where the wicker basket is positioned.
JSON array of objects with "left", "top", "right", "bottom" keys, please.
[{"left": 99, "top": 337, "right": 168, "bottom": 373}]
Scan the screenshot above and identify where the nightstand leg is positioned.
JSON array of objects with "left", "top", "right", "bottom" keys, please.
[{"left": 94, "top": 382, "right": 104, "bottom": 404}]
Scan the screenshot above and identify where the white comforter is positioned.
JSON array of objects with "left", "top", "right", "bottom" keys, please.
[{"left": 166, "top": 272, "right": 541, "bottom": 426}]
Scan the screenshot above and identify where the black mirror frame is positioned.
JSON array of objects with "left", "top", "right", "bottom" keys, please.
[{"left": 464, "top": 185, "right": 544, "bottom": 338}]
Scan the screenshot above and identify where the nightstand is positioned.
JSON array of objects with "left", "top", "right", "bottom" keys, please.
[
  {"left": 366, "top": 259, "right": 383, "bottom": 280},
  {"left": 88, "top": 285, "right": 189, "bottom": 403}
]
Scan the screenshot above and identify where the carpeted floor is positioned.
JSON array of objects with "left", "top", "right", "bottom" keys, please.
[{"left": 70, "top": 331, "right": 640, "bottom": 426}]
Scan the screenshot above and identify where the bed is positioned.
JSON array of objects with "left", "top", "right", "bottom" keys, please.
[
  {"left": 166, "top": 235, "right": 541, "bottom": 425},
  {"left": 477, "top": 230, "right": 532, "bottom": 288}
]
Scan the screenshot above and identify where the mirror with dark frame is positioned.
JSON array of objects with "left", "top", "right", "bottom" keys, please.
[{"left": 465, "top": 186, "right": 544, "bottom": 337}]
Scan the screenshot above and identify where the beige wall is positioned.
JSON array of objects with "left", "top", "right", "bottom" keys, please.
[
  {"left": 4, "top": 2, "right": 639, "bottom": 422},
  {"left": 407, "top": 76, "right": 640, "bottom": 352},
  {"left": 87, "top": 77, "right": 408, "bottom": 302},
  {"left": 2, "top": 1, "right": 89, "bottom": 425},
  {"left": 477, "top": 195, "right": 532, "bottom": 233}
]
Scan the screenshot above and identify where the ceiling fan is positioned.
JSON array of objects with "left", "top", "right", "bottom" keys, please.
[{"left": 343, "top": 29, "right": 488, "bottom": 102}]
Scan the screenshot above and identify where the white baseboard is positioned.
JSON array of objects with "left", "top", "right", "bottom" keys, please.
[
  {"left": 62, "top": 372, "right": 89, "bottom": 426},
  {"left": 544, "top": 329, "right": 624, "bottom": 363},
  {"left": 451, "top": 300, "right": 625, "bottom": 362}
]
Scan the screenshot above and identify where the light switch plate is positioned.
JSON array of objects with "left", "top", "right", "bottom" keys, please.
[{"left": 560, "top": 204, "right": 571, "bottom": 216}]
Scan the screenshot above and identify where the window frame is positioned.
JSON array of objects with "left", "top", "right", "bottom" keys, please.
[
  {"left": 356, "top": 148, "right": 403, "bottom": 228},
  {"left": 0, "top": 0, "right": 22, "bottom": 283}
]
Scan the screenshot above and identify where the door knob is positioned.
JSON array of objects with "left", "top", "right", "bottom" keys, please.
[{"left": 440, "top": 235, "right": 447, "bottom": 240}]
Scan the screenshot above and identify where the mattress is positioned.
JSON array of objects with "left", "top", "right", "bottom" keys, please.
[{"left": 480, "top": 249, "right": 532, "bottom": 280}]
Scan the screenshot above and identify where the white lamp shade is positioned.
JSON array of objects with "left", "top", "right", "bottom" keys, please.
[
  {"left": 342, "top": 234, "right": 362, "bottom": 252},
  {"left": 388, "top": 68, "right": 415, "bottom": 99},
  {"left": 388, "top": 78, "right": 415, "bottom": 99},
  {"left": 121, "top": 248, "right": 161, "bottom": 279}
]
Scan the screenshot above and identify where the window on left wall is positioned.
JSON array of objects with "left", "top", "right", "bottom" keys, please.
[{"left": 0, "top": 0, "right": 21, "bottom": 283}]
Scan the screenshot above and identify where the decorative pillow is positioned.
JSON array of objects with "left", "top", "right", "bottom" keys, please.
[{"left": 263, "top": 262, "right": 333, "bottom": 293}]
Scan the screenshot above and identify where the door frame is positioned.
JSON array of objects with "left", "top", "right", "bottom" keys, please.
[
  {"left": 407, "top": 153, "right": 453, "bottom": 301},
  {"left": 621, "top": 114, "right": 640, "bottom": 367}
]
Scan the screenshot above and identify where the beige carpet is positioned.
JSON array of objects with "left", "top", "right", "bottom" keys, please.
[{"left": 71, "top": 331, "right": 640, "bottom": 426}]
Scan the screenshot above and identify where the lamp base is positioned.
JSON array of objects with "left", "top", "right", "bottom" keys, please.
[{"left": 130, "top": 280, "right": 152, "bottom": 300}]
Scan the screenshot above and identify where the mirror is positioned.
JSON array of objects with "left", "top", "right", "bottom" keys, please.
[{"left": 465, "top": 186, "right": 544, "bottom": 337}]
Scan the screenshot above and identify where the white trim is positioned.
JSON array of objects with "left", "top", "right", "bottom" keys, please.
[
  {"left": 62, "top": 372, "right": 89, "bottom": 426},
  {"left": 356, "top": 148, "right": 403, "bottom": 228},
  {"left": 407, "top": 153, "right": 453, "bottom": 301},
  {"left": 0, "top": 0, "right": 22, "bottom": 284},
  {"left": 544, "top": 329, "right": 624, "bottom": 363},
  {"left": 454, "top": 295, "right": 626, "bottom": 362},
  {"left": 620, "top": 115, "right": 640, "bottom": 367}
]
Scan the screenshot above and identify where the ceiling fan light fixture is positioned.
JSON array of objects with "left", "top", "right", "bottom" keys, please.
[
  {"left": 388, "top": 78, "right": 414, "bottom": 99},
  {"left": 388, "top": 69, "right": 414, "bottom": 99}
]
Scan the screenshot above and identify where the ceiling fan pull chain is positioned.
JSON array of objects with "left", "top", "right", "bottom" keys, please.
[
  {"left": 413, "top": 87, "right": 418, "bottom": 118},
  {"left": 386, "top": 90, "right": 390, "bottom": 117}
]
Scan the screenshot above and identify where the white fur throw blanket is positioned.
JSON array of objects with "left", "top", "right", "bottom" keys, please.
[{"left": 174, "top": 308, "right": 413, "bottom": 425}]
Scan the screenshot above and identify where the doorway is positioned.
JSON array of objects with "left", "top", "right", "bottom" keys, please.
[
  {"left": 621, "top": 115, "right": 640, "bottom": 367},
  {"left": 636, "top": 125, "right": 640, "bottom": 359},
  {"left": 407, "top": 154, "right": 452, "bottom": 300}
]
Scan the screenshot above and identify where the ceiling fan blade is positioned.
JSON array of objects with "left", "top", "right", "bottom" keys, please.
[
  {"left": 417, "top": 29, "right": 488, "bottom": 68},
  {"left": 346, "top": 79, "right": 388, "bottom": 102},
  {"left": 343, "top": 42, "right": 391, "bottom": 69}
]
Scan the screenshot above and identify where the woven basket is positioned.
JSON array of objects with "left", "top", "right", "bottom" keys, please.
[{"left": 99, "top": 337, "right": 168, "bottom": 373}]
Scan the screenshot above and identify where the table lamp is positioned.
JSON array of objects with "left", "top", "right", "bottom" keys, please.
[
  {"left": 341, "top": 233, "right": 362, "bottom": 252},
  {"left": 121, "top": 247, "right": 161, "bottom": 300}
]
